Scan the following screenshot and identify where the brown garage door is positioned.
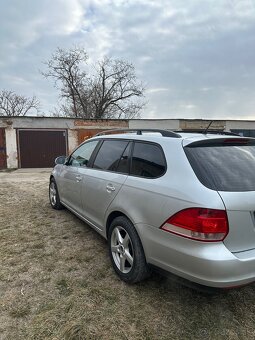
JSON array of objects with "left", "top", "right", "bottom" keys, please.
[
  {"left": 0, "top": 128, "right": 7, "bottom": 169},
  {"left": 18, "top": 130, "right": 67, "bottom": 168}
]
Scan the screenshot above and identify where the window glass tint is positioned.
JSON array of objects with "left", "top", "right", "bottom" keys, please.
[
  {"left": 131, "top": 142, "right": 166, "bottom": 178},
  {"left": 93, "top": 140, "right": 129, "bottom": 171},
  {"left": 185, "top": 144, "right": 255, "bottom": 191},
  {"left": 69, "top": 140, "right": 98, "bottom": 167},
  {"left": 116, "top": 142, "right": 131, "bottom": 174}
]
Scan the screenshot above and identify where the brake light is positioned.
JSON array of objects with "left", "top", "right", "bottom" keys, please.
[
  {"left": 160, "top": 208, "right": 228, "bottom": 242},
  {"left": 224, "top": 138, "right": 249, "bottom": 144}
]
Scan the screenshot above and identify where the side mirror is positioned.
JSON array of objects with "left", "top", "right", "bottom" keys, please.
[{"left": 55, "top": 156, "right": 67, "bottom": 165}]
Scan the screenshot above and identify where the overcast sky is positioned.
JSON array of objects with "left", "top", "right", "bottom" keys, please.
[{"left": 1, "top": 0, "right": 255, "bottom": 119}]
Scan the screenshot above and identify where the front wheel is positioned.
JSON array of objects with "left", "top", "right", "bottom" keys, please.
[
  {"left": 49, "top": 178, "right": 64, "bottom": 210},
  {"left": 108, "top": 216, "right": 151, "bottom": 283}
]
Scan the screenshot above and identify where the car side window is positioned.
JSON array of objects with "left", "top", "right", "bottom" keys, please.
[
  {"left": 93, "top": 140, "right": 129, "bottom": 172},
  {"left": 116, "top": 142, "right": 131, "bottom": 174},
  {"left": 68, "top": 140, "right": 99, "bottom": 167},
  {"left": 130, "top": 142, "right": 166, "bottom": 178}
]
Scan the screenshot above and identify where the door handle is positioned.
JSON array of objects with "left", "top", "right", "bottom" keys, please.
[
  {"left": 76, "top": 175, "right": 82, "bottom": 182},
  {"left": 106, "top": 184, "right": 116, "bottom": 192}
]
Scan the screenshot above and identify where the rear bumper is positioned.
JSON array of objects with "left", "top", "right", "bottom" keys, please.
[{"left": 136, "top": 223, "right": 255, "bottom": 288}]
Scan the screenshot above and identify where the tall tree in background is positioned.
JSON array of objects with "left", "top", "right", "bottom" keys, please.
[
  {"left": 42, "top": 47, "right": 89, "bottom": 118},
  {"left": 42, "top": 47, "right": 145, "bottom": 119},
  {"left": 0, "top": 90, "right": 40, "bottom": 116},
  {"left": 89, "top": 58, "right": 144, "bottom": 119}
]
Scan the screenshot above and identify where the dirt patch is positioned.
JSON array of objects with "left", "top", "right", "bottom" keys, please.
[{"left": 0, "top": 171, "right": 255, "bottom": 339}]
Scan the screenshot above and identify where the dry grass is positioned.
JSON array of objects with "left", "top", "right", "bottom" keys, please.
[{"left": 1, "top": 172, "right": 255, "bottom": 339}]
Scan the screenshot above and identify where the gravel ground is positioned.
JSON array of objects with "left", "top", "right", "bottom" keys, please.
[{"left": 1, "top": 169, "right": 255, "bottom": 340}]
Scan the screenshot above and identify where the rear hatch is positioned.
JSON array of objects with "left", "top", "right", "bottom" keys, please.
[{"left": 184, "top": 137, "right": 255, "bottom": 252}]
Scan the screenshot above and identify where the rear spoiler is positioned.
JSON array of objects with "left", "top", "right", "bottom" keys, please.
[{"left": 183, "top": 137, "right": 255, "bottom": 148}]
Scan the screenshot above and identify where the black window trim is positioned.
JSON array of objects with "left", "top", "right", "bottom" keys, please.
[
  {"left": 115, "top": 141, "right": 132, "bottom": 174},
  {"left": 87, "top": 139, "right": 103, "bottom": 167},
  {"left": 130, "top": 140, "right": 167, "bottom": 179},
  {"left": 90, "top": 138, "right": 132, "bottom": 175},
  {"left": 66, "top": 137, "right": 167, "bottom": 178}
]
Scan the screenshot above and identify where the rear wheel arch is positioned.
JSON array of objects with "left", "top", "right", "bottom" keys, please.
[
  {"left": 106, "top": 211, "right": 131, "bottom": 239},
  {"left": 106, "top": 210, "right": 140, "bottom": 239}
]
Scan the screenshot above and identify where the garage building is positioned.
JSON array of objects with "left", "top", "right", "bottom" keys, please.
[{"left": 1, "top": 116, "right": 255, "bottom": 169}]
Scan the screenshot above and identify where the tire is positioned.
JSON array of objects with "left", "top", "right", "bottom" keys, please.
[
  {"left": 108, "top": 216, "right": 151, "bottom": 283},
  {"left": 49, "top": 178, "right": 64, "bottom": 210}
]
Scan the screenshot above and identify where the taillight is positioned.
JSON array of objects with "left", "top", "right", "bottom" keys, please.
[{"left": 160, "top": 208, "right": 228, "bottom": 242}]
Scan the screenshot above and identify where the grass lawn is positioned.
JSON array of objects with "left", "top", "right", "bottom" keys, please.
[{"left": 0, "top": 172, "right": 255, "bottom": 339}]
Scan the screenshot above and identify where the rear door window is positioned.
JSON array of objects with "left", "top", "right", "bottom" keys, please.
[
  {"left": 116, "top": 142, "right": 131, "bottom": 174},
  {"left": 130, "top": 142, "right": 166, "bottom": 178},
  {"left": 92, "top": 140, "right": 129, "bottom": 172},
  {"left": 185, "top": 140, "right": 255, "bottom": 191}
]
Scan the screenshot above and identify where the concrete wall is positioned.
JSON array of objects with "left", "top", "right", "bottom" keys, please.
[
  {"left": 5, "top": 127, "right": 18, "bottom": 168},
  {"left": 68, "top": 129, "right": 78, "bottom": 154},
  {"left": 0, "top": 117, "right": 74, "bottom": 129},
  {"left": 226, "top": 120, "right": 255, "bottom": 130},
  {"left": 2, "top": 116, "right": 255, "bottom": 168},
  {"left": 179, "top": 119, "right": 226, "bottom": 130},
  {"left": 130, "top": 119, "right": 255, "bottom": 131},
  {"left": 0, "top": 116, "right": 128, "bottom": 130},
  {"left": 130, "top": 119, "right": 179, "bottom": 130}
]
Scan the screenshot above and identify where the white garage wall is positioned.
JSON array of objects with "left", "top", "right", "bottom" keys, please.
[
  {"left": 5, "top": 128, "right": 18, "bottom": 168},
  {"left": 129, "top": 119, "right": 179, "bottom": 130}
]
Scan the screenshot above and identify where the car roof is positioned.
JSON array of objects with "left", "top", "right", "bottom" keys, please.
[{"left": 90, "top": 130, "right": 252, "bottom": 146}]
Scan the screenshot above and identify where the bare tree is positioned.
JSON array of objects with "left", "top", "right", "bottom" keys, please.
[
  {"left": 89, "top": 58, "right": 145, "bottom": 119},
  {"left": 0, "top": 90, "right": 40, "bottom": 116},
  {"left": 42, "top": 47, "right": 145, "bottom": 119},
  {"left": 41, "top": 47, "right": 89, "bottom": 118}
]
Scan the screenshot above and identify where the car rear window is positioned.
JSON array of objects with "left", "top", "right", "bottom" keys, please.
[{"left": 185, "top": 140, "right": 255, "bottom": 191}]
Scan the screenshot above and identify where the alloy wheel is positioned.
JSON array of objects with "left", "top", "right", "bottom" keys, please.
[
  {"left": 111, "top": 226, "right": 134, "bottom": 274},
  {"left": 49, "top": 181, "right": 57, "bottom": 206}
]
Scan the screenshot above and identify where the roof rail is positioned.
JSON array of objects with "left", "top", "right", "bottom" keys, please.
[
  {"left": 95, "top": 128, "right": 182, "bottom": 138},
  {"left": 175, "top": 129, "right": 240, "bottom": 136}
]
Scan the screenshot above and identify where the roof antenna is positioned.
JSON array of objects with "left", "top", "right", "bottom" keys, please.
[{"left": 203, "top": 120, "right": 213, "bottom": 134}]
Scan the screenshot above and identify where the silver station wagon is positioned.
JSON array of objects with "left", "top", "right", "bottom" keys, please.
[{"left": 49, "top": 129, "right": 255, "bottom": 288}]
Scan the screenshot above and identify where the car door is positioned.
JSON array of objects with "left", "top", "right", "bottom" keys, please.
[
  {"left": 81, "top": 139, "right": 131, "bottom": 229},
  {"left": 58, "top": 139, "right": 99, "bottom": 214}
]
